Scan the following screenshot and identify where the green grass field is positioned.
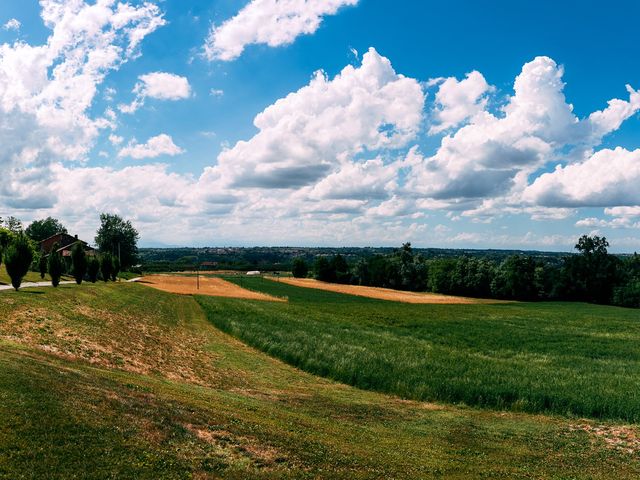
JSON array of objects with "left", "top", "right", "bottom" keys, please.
[
  {"left": 0, "top": 281, "right": 639, "bottom": 478},
  {"left": 199, "top": 276, "right": 640, "bottom": 422}
]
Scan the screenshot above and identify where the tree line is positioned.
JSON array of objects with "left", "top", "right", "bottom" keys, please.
[
  {"left": 0, "top": 214, "right": 138, "bottom": 291},
  {"left": 291, "top": 236, "right": 640, "bottom": 308}
]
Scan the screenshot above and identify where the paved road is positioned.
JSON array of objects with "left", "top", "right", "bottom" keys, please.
[{"left": 0, "top": 280, "right": 76, "bottom": 292}]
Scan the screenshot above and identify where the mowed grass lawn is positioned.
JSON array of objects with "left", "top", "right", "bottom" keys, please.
[
  {"left": 1, "top": 282, "right": 639, "bottom": 478},
  {"left": 202, "top": 277, "right": 640, "bottom": 422}
]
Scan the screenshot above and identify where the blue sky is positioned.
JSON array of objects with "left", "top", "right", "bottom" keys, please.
[{"left": 0, "top": 0, "right": 639, "bottom": 251}]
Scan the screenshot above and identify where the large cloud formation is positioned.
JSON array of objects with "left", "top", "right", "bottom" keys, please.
[
  {"left": 0, "top": 0, "right": 165, "bottom": 208},
  {"left": 210, "top": 47, "right": 424, "bottom": 189},
  {"left": 406, "top": 57, "right": 640, "bottom": 214}
]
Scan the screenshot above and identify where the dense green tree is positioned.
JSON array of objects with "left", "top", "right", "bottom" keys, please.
[
  {"left": 100, "top": 253, "right": 113, "bottom": 282},
  {"left": 48, "top": 244, "right": 64, "bottom": 288},
  {"left": 38, "top": 255, "right": 47, "bottom": 279},
  {"left": 491, "top": 255, "right": 537, "bottom": 301},
  {"left": 71, "top": 243, "right": 87, "bottom": 285},
  {"left": 561, "top": 235, "right": 620, "bottom": 304},
  {"left": 25, "top": 217, "right": 68, "bottom": 242},
  {"left": 352, "top": 258, "right": 370, "bottom": 286},
  {"left": 314, "top": 257, "right": 333, "bottom": 282},
  {"left": 291, "top": 258, "right": 309, "bottom": 278},
  {"left": 3, "top": 234, "right": 34, "bottom": 290},
  {"left": 367, "top": 255, "right": 397, "bottom": 288},
  {"left": 330, "top": 254, "right": 351, "bottom": 284},
  {"left": 575, "top": 235, "right": 609, "bottom": 256},
  {"left": 95, "top": 213, "right": 139, "bottom": 269},
  {"left": 87, "top": 257, "right": 100, "bottom": 283},
  {"left": 428, "top": 259, "right": 457, "bottom": 294},
  {"left": 446, "top": 257, "right": 495, "bottom": 297}
]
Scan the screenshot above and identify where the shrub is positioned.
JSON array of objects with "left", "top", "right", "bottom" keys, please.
[
  {"left": 100, "top": 253, "right": 113, "bottom": 282},
  {"left": 613, "top": 281, "right": 640, "bottom": 308},
  {"left": 39, "top": 255, "right": 47, "bottom": 279},
  {"left": 111, "top": 256, "right": 120, "bottom": 282},
  {"left": 48, "top": 244, "right": 64, "bottom": 288},
  {"left": 71, "top": 243, "right": 87, "bottom": 285},
  {"left": 87, "top": 257, "right": 100, "bottom": 283},
  {"left": 4, "top": 234, "right": 34, "bottom": 291}
]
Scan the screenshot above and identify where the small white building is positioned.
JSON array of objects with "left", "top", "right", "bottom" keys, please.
[{"left": 246, "top": 271, "right": 261, "bottom": 276}]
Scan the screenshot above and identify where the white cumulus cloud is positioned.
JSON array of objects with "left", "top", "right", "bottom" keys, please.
[
  {"left": 118, "top": 134, "right": 184, "bottom": 159},
  {"left": 407, "top": 57, "right": 640, "bottom": 215},
  {"left": 428, "top": 71, "right": 494, "bottom": 134},
  {"left": 210, "top": 47, "right": 424, "bottom": 189},
  {"left": 119, "top": 71, "right": 191, "bottom": 113},
  {"left": 204, "top": 0, "right": 359, "bottom": 61},
  {"left": 524, "top": 147, "right": 640, "bottom": 207}
]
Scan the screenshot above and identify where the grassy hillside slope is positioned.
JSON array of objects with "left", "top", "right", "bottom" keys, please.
[
  {"left": 0, "top": 283, "right": 639, "bottom": 478},
  {"left": 204, "top": 277, "right": 640, "bottom": 422}
]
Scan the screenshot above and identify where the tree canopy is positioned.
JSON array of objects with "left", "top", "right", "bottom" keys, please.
[
  {"left": 25, "top": 217, "right": 68, "bottom": 242},
  {"left": 95, "top": 214, "right": 139, "bottom": 269},
  {"left": 292, "top": 258, "right": 309, "bottom": 278},
  {"left": 2, "top": 216, "right": 22, "bottom": 234}
]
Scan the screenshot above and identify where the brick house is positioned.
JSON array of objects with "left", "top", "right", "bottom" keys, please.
[{"left": 39, "top": 233, "right": 96, "bottom": 258}]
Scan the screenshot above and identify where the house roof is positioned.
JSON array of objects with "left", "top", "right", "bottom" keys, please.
[
  {"left": 39, "top": 232, "right": 88, "bottom": 246},
  {"left": 56, "top": 241, "right": 95, "bottom": 252}
]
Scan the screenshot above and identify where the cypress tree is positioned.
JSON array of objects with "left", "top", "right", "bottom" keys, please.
[
  {"left": 71, "top": 243, "right": 87, "bottom": 285},
  {"left": 4, "top": 234, "right": 34, "bottom": 291},
  {"left": 100, "top": 253, "right": 113, "bottom": 282},
  {"left": 87, "top": 257, "right": 100, "bottom": 283},
  {"left": 48, "top": 244, "right": 64, "bottom": 288}
]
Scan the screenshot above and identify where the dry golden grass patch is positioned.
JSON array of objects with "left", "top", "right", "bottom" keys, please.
[
  {"left": 140, "top": 274, "right": 285, "bottom": 302},
  {"left": 0, "top": 297, "right": 225, "bottom": 387},
  {"left": 275, "top": 277, "right": 507, "bottom": 304},
  {"left": 570, "top": 424, "right": 640, "bottom": 455}
]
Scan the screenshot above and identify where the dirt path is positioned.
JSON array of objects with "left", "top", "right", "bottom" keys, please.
[
  {"left": 274, "top": 277, "right": 507, "bottom": 304},
  {"left": 138, "top": 274, "right": 286, "bottom": 302}
]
